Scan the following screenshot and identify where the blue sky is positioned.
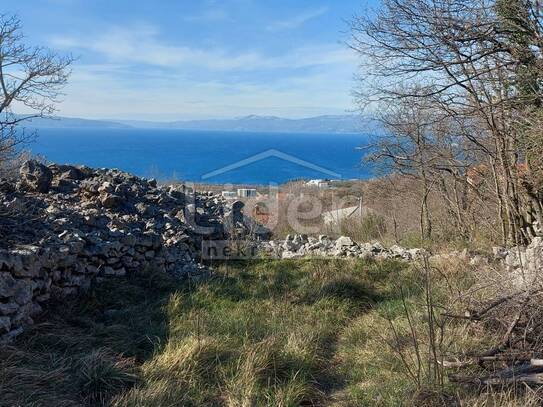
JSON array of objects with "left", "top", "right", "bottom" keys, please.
[{"left": 4, "top": 0, "right": 372, "bottom": 121}]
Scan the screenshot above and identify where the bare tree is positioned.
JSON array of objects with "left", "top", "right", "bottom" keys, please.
[
  {"left": 0, "top": 14, "right": 73, "bottom": 175},
  {"left": 351, "top": 0, "right": 543, "bottom": 245},
  {"left": 367, "top": 94, "right": 483, "bottom": 241}
]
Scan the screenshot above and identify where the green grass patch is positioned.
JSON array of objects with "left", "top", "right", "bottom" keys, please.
[{"left": 1, "top": 258, "right": 470, "bottom": 406}]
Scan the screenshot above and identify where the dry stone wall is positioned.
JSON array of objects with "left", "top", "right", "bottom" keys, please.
[
  {"left": 500, "top": 237, "right": 543, "bottom": 288},
  {"left": 0, "top": 161, "right": 227, "bottom": 343}
]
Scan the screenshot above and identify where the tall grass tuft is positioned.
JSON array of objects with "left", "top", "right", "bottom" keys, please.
[{"left": 76, "top": 349, "right": 138, "bottom": 405}]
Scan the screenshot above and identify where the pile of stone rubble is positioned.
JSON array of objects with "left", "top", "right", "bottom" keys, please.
[
  {"left": 258, "top": 234, "right": 425, "bottom": 261},
  {"left": 0, "top": 160, "right": 238, "bottom": 343}
]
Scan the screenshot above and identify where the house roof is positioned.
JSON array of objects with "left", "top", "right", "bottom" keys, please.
[{"left": 322, "top": 205, "right": 375, "bottom": 224}]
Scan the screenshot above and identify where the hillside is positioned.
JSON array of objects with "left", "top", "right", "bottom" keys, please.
[
  {"left": 118, "top": 114, "right": 376, "bottom": 134},
  {"left": 21, "top": 114, "right": 378, "bottom": 134},
  {"left": 23, "top": 116, "right": 131, "bottom": 129}
]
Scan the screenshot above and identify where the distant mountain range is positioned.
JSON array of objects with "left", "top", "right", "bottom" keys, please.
[
  {"left": 23, "top": 116, "right": 131, "bottom": 129},
  {"left": 22, "top": 114, "right": 379, "bottom": 134}
]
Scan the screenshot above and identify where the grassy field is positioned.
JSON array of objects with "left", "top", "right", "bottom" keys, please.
[{"left": 1, "top": 258, "right": 533, "bottom": 406}]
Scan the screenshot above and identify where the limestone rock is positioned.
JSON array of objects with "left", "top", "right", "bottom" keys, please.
[
  {"left": 0, "top": 303, "right": 19, "bottom": 315},
  {"left": 0, "top": 272, "right": 17, "bottom": 298},
  {"left": 19, "top": 160, "right": 53, "bottom": 193},
  {"left": 0, "top": 317, "right": 11, "bottom": 334},
  {"left": 335, "top": 236, "right": 355, "bottom": 249},
  {"left": 13, "top": 280, "right": 33, "bottom": 305},
  {"left": 101, "top": 193, "right": 123, "bottom": 208}
]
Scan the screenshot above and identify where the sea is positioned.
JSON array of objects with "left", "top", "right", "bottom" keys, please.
[{"left": 28, "top": 128, "right": 372, "bottom": 185}]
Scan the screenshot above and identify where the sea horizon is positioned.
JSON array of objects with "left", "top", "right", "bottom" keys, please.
[{"left": 29, "top": 127, "right": 372, "bottom": 185}]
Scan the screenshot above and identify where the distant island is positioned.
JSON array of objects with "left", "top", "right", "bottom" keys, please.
[{"left": 23, "top": 114, "right": 379, "bottom": 134}]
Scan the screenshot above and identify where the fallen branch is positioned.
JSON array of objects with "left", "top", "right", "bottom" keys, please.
[
  {"left": 482, "top": 363, "right": 543, "bottom": 386},
  {"left": 475, "top": 297, "right": 528, "bottom": 358},
  {"left": 441, "top": 353, "right": 535, "bottom": 368},
  {"left": 451, "top": 362, "right": 543, "bottom": 386}
]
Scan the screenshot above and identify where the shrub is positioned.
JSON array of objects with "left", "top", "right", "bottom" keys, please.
[{"left": 339, "top": 213, "right": 388, "bottom": 242}]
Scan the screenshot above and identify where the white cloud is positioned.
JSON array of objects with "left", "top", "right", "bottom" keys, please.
[
  {"left": 266, "top": 6, "right": 329, "bottom": 31},
  {"left": 50, "top": 24, "right": 356, "bottom": 71},
  {"left": 47, "top": 22, "right": 358, "bottom": 120},
  {"left": 55, "top": 61, "right": 355, "bottom": 120},
  {"left": 51, "top": 26, "right": 269, "bottom": 70}
]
